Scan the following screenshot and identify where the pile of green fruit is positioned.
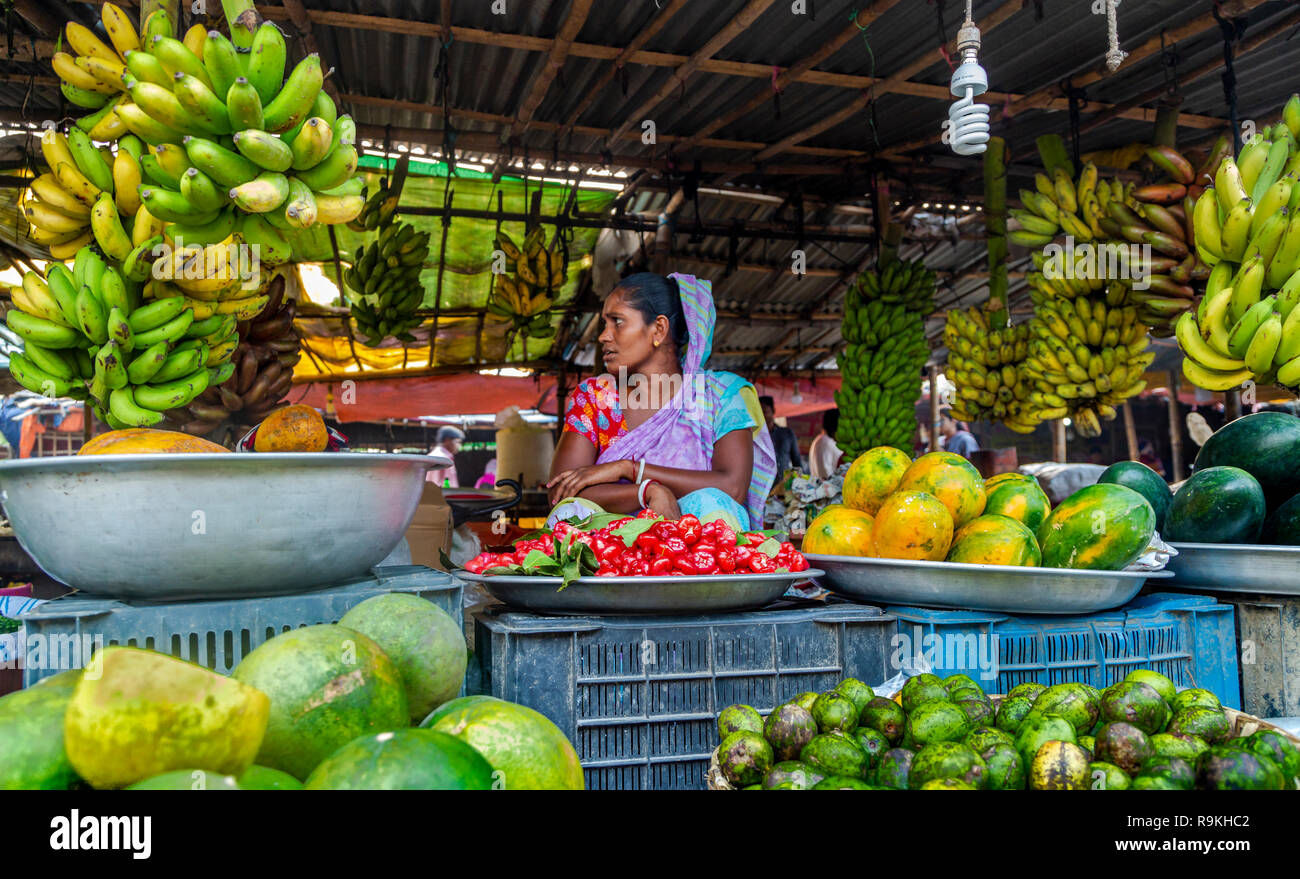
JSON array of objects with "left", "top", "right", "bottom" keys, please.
[
  {"left": 835, "top": 259, "right": 935, "bottom": 455},
  {"left": 714, "top": 668, "right": 1297, "bottom": 790},
  {"left": 1179, "top": 96, "right": 1300, "bottom": 392},
  {"left": 8, "top": 248, "right": 237, "bottom": 428},
  {"left": 343, "top": 183, "right": 431, "bottom": 346},
  {"left": 0, "top": 592, "right": 584, "bottom": 791},
  {"left": 1162, "top": 411, "right": 1300, "bottom": 545},
  {"left": 943, "top": 306, "right": 1033, "bottom": 431}
]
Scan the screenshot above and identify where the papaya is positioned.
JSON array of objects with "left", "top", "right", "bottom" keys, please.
[
  {"left": 253, "top": 403, "right": 328, "bottom": 452},
  {"left": 78, "top": 427, "right": 229, "bottom": 455}
]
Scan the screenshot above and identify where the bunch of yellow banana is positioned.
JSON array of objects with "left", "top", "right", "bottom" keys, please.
[
  {"left": 50, "top": 3, "right": 163, "bottom": 137},
  {"left": 1010, "top": 161, "right": 1111, "bottom": 249},
  {"left": 1179, "top": 96, "right": 1300, "bottom": 392},
  {"left": 5, "top": 246, "right": 240, "bottom": 428},
  {"left": 1017, "top": 295, "right": 1153, "bottom": 438},
  {"left": 488, "top": 227, "right": 561, "bottom": 339},
  {"left": 943, "top": 306, "right": 1034, "bottom": 431}
]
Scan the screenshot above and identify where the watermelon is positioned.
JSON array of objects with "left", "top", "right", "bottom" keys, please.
[
  {"left": 0, "top": 674, "right": 81, "bottom": 789},
  {"left": 237, "top": 765, "right": 304, "bottom": 790},
  {"left": 1037, "top": 483, "right": 1156, "bottom": 570},
  {"left": 338, "top": 593, "right": 468, "bottom": 723},
  {"left": 1261, "top": 493, "right": 1300, "bottom": 545},
  {"left": 1165, "top": 466, "right": 1266, "bottom": 544},
  {"left": 126, "top": 770, "right": 243, "bottom": 790},
  {"left": 65, "top": 647, "right": 270, "bottom": 789},
  {"left": 1097, "top": 461, "right": 1173, "bottom": 531},
  {"left": 304, "top": 729, "right": 494, "bottom": 790},
  {"left": 419, "top": 694, "right": 501, "bottom": 728},
  {"left": 427, "top": 698, "right": 584, "bottom": 789},
  {"left": 1193, "top": 411, "right": 1300, "bottom": 509},
  {"left": 231, "top": 624, "right": 409, "bottom": 781}
]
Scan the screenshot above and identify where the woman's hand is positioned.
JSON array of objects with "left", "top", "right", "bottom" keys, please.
[
  {"left": 643, "top": 481, "right": 681, "bottom": 520},
  {"left": 547, "top": 459, "right": 634, "bottom": 506}
]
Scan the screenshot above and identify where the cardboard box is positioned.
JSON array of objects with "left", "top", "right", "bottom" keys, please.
[{"left": 405, "top": 482, "right": 453, "bottom": 570}]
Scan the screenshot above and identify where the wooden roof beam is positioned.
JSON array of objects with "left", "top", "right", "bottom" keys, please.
[
  {"left": 509, "top": 0, "right": 594, "bottom": 139},
  {"left": 280, "top": 0, "right": 341, "bottom": 102},
  {"left": 605, "top": 0, "right": 778, "bottom": 147}
]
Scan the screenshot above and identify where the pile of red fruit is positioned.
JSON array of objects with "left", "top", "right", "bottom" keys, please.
[{"left": 462, "top": 511, "right": 809, "bottom": 577}]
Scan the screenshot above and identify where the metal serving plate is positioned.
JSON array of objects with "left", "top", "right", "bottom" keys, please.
[
  {"left": 1165, "top": 543, "right": 1300, "bottom": 595},
  {"left": 804, "top": 553, "right": 1172, "bottom": 614},
  {"left": 458, "top": 568, "right": 825, "bottom": 615},
  {"left": 0, "top": 452, "right": 435, "bottom": 600}
]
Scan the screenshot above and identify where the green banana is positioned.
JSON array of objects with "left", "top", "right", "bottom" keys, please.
[
  {"left": 65, "top": 126, "right": 114, "bottom": 193},
  {"left": 173, "top": 73, "right": 233, "bottom": 135},
  {"left": 126, "top": 340, "right": 170, "bottom": 384},
  {"left": 134, "top": 366, "right": 210, "bottom": 411},
  {"left": 261, "top": 54, "right": 323, "bottom": 133},
  {"left": 237, "top": 213, "right": 292, "bottom": 264},
  {"left": 294, "top": 143, "right": 356, "bottom": 192},
  {"left": 225, "top": 77, "right": 264, "bottom": 131},
  {"left": 75, "top": 285, "right": 108, "bottom": 345},
  {"left": 139, "top": 187, "right": 220, "bottom": 225},
  {"left": 127, "top": 296, "right": 186, "bottom": 333},
  {"left": 123, "top": 235, "right": 166, "bottom": 283},
  {"left": 8, "top": 353, "right": 82, "bottom": 397},
  {"left": 230, "top": 171, "right": 290, "bottom": 213},
  {"left": 149, "top": 35, "right": 214, "bottom": 92},
  {"left": 246, "top": 22, "right": 288, "bottom": 105},
  {"left": 108, "top": 386, "right": 165, "bottom": 427},
  {"left": 1227, "top": 296, "right": 1277, "bottom": 359},
  {"left": 183, "top": 135, "right": 262, "bottom": 188},
  {"left": 132, "top": 309, "right": 195, "bottom": 348},
  {"left": 95, "top": 340, "right": 128, "bottom": 390},
  {"left": 22, "top": 343, "right": 76, "bottom": 381},
  {"left": 284, "top": 176, "right": 317, "bottom": 228},
  {"left": 233, "top": 129, "right": 293, "bottom": 172},
  {"left": 167, "top": 206, "right": 240, "bottom": 247},
  {"left": 114, "top": 101, "right": 186, "bottom": 147},
  {"left": 107, "top": 307, "right": 134, "bottom": 353},
  {"left": 202, "top": 31, "right": 243, "bottom": 101},
  {"left": 123, "top": 49, "right": 173, "bottom": 88},
  {"left": 179, "top": 166, "right": 230, "bottom": 213},
  {"left": 289, "top": 117, "right": 333, "bottom": 171},
  {"left": 150, "top": 346, "right": 205, "bottom": 384}
]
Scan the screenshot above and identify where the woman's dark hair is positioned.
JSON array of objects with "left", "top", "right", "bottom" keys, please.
[{"left": 611, "top": 272, "right": 689, "bottom": 351}]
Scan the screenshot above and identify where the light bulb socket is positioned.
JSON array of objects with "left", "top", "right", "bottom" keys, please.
[{"left": 950, "top": 60, "right": 988, "bottom": 97}]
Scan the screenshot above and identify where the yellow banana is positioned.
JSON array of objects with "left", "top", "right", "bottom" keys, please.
[
  {"left": 101, "top": 3, "right": 140, "bottom": 59},
  {"left": 80, "top": 54, "right": 129, "bottom": 92},
  {"left": 1182, "top": 357, "right": 1252, "bottom": 392},
  {"left": 66, "top": 22, "right": 120, "bottom": 63},
  {"left": 23, "top": 199, "right": 86, "bottom": 234},
  {"left": 113, "top": 151, "right": 142, "bottom": 216},
  {"left": 1177, "top": 310, "right": 1244, "bottom": 372},
  {"left": 49, "top": 229, "right": 95, "bottom": 261},
  {"left": 28, "top": 174, "right": 90, "bottom": 219},
  {"left": 53, "top": 51, "right": 114, "bottom": 94},
  {"left": 1245, "top": 312, "right": 1283, "bottom": 375}
]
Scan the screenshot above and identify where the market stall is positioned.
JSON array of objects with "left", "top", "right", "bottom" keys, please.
[{"left": 0, "top": 0, "right": 1296, "bottom": 807}]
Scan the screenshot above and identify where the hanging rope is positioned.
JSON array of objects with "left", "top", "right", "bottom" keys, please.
[
  {"left": 1062, "top": 78, "right": 1087, "bottom": 169},
  {"left": 1102, "top": 0, "right": 1127, "bottom": 72},
  {"left": 849, "top": 9, "right": 881, "bottom": 151},
  {"left": 1213, "top": 3, "right": 1247, "bottom": 154}
]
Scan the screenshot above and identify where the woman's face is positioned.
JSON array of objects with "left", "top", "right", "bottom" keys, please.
[{"left": 599, "top": 289, "right": 663, "bottom": 374}]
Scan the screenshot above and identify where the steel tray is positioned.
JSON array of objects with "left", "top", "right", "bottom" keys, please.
[
  {"left": 457, "top": 568, "right": 824, "bottom": 615},
  {"left": 803, "top": 553, "right": 1172, "bottom": 614},
  {"left": 1165, "top": 542, "right": 1300, "bottom": 595}
]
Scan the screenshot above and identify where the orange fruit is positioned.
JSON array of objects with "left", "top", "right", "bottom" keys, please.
[
  {"left": 984, "top": 480, "right": 1052, "bottom": 533},
  {"left": 254, "top": 404, "right": 329, "bottom": 452},
  {"left": 945, "top": 514, "right": 1041, "bottom": 566},
  {"left": 843, "top": 446, "right": 913, "bottom": 515},
  {"left": 79, "top": 428, "right": 229, "bottom": 455},
  {"left": 898, "top": 451, "right": 987, "bottom": 529},
  {"left": 801, "top": 507, "right": 875, "bottom": 556},
  {"left": 871, "top": 491, "right": 953, "bottom": 561}
]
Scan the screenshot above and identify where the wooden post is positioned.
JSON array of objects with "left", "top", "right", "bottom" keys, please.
[
  {"left": 1122, "top": 401, "right": 1140, "bottom": 461},
  {"left": 984, "top": 136, "right": 1009, "bottom": 328},
  {"left": 1225, "top": 389, "right": 1242, "bottom": 422},
  {"left": 928, "top": 364, "right": 941, "bottom": 453},
  {"left": 1052, "top": 419, "right": 1067, "bottom": 462},
  {"left": 1167, "top": 370, "right": 1184, "bottom": 481}
]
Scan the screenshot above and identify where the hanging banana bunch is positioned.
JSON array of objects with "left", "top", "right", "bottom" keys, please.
[
  {"left": 343, "top": 184, "right": 431, "bottom": 345},
  {"left": 943, "top": 306, "right": 1035, "bottom": 432},
  {"left": 487, "top": 226, "right": 562, "bottom": 339},
  {"left": 1177, "top": 96, "right": 1300, "bottom": 392}
]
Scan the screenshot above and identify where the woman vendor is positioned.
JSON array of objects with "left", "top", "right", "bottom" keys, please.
[{"left": 547, "top": 273, "right": 776, "bottom": 529}]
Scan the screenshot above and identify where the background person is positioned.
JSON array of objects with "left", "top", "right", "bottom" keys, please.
[
  {"left": 547, "top": 272, "right": 776, "bottom": 527},
  {"left": 759, "top": 394, "right": 803, "bottom": 473},
  {"left": 939, "top": 409, "right": 979, "bottom": 459},
  {"left": 809, "top": 408, "right": 842, "bottom": 479},
  {"left": 426, "top": 425, "right": 464, "bottom": 486}
]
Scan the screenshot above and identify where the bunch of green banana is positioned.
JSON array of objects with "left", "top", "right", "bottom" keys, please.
[
  {"left": 1016, "top": 293, "right": 1153, "bottom": 438},
  {"left": 486, "top": 227, "right": 562, "bottom": 339},
  {"left": 344, "top": 222, "right": 431, "bottom": 345},
  {"left": 176, "top": 272, "right": 299, "bottom": 435},
  {"left": 346, "top": 179, "right": 401, "bottom": 232},
  {"left": 1179, "top": 95, "right": 1300, "bottom": 392},
  {"left": 943, "top": 306, "right": 1034, "bottom": 431},
  {"left": 5, "top": 247, "right": 236, "bottom": 428},
  {"left": 834, "top": 262, "right": 935, "bottom": 455}
]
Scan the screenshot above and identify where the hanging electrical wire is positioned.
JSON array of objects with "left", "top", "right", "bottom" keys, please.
[{"left": 946, "top": 0, "right": 989, "bottom": 156}]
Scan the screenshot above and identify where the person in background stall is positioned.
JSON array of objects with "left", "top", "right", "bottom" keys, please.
[
  {"left": 475, "top": 457, "right": 498, "bottom": 489},
  {"left": 759, "top": 395, "right": 803, "bottom": 473},
  {"left": 546, "top": 272, "right": 776, "bottom": 528},
  {"left": 809, "top": 408, "right": 842, "bottom": 479},
  {"left": 1139, "top": 439, "right": 1167, "bottom": 478},
  {"left": 426, "top": 425, "right": 464, "bottom": 486},
  {"left": 939, "top": 409, "right": 979, "bottom": 459}
]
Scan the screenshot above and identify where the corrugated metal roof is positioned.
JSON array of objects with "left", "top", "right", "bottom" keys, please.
[{"left": 6, "top": 0, "right": 1300, "bottom": 376}]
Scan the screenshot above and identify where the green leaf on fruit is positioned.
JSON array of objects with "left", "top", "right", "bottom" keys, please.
[{"left": 611, "top": 516, "right": 658, "bottom": 548}]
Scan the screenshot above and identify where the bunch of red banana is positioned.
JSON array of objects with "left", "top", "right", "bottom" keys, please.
[
  {"left": 174, "top": 273, "right": 299, "bottom": 435},
  {"left": 1098, "top": 142, "right": 1230, "bottom": 336}
]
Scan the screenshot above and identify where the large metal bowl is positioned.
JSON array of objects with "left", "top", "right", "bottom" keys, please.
[
  {"left": 458, "top": 569, "right": 824, "bottom": 615},
  {"left": 805, "top": 553, "right": 1172, "bottom": 614},
  {"left": 0, "top": 452, "right": 435, "bottom": 600},
  {"left": 1165, "top": 542, "right": 1300, "bottom": 595}
]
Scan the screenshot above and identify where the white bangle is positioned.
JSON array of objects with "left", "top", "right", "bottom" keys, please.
[
  {"left": 635, "top": 459, "right": 646, "bottom": 485},
  {"left": 637, "top": 478, "right": 658, "bottom": 509}
]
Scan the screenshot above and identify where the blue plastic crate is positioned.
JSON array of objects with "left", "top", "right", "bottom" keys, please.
[
  {"left": 473, "top": 602, "right": 896, "bottom": 791},
  {"left": 885, "top": 592, "right": 1240, "bottom": 708},
  {"left": 20, "top": 565, "right": 462, "bottom": 687}
]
